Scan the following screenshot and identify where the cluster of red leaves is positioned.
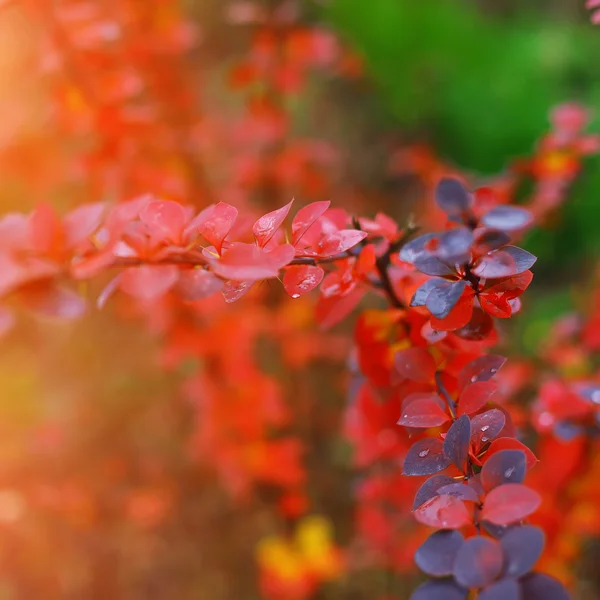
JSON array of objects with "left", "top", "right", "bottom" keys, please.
[
  {"left": 0, "top": 5, "right": 355, "bottom": 598},
  {"left": 0, "top": 166, "right": 573, "bottom": 599}
]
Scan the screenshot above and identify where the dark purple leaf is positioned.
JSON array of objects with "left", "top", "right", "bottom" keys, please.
[
  {"left": 471, "top": 409, "right": 506, "bottom": 448},
  {"left": 436, "top": 482, "right": 480, "bottom": 502},
  {"left": 399, "top": 233, "right": 438, "bottom": 263},
  {"left": 482, "top": 205, "right": 533, "bottom": 231},
  {"left": 458, "top": 355, "right": 506, "bottom": 392},
  {"left": 410, "top": 579, "right": 468, "bottom": 600},
  {"left": 479, "top": 579, "right": 521, "bottom": 600},
  {"left": 435, "top": 228, "right": 474, "bottom": 263},
  {"left": 472, "top": 246, "right": 536, "bottom": 279},
  {"left": 414, "top": 255, "right": 455, "bottom": 276},
  {"left": 482, "top": 521, "right": 510, "bottom": 539},
  {"left": 500, "top": 525, "right": 545, "bottom": 578},
  {"left": 454, "top": 307, "right": 494, "bottom": 341},
  {"left": 411, "top": 278, "right": 446, "bottom": 307},
  {"left": 415, "top": 530, "right": 465, "bottom": 577},
  {"left": 435, "top": 178, "right": 472, "bottom": 216},
  {"left": 520, "top": 573, "right": 570, "bottom": 600},
  {"left": 413, "top": 475, "right": 456, "bottom": 510},
  {"left": 426, "top": 280, "right": 468, "bottom": 319},
  {"left": 453, "top": 536, "right": 503, "bottom": 588},
  {"left": 481, "top": 450, "right": 526, "bottom": 492},
  {"left": 404, "top": 438, "right": 452, "bottom": 476},
  {"left": 475, "top": 229, "right": 511, "bottom": 253},
  {"left": 443, "top": 415, "right": 471, "bottom": 473}
]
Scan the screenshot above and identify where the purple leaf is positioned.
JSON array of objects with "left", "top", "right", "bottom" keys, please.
[
  {"left": 435, "top": 228, "right": 474, "bottom": 263},
  {"left": 471, "top": 409, "right": 506, "bottom": 448},
  {"left": 458, "top": 355, "right": 506, "bottom": 392},
  {"left": 481, "top": 450, "right": 526, "bottom": 492},
  {"left": 435, "top": 178, "right": 473, "bottom": 216},
  {"left": 413, "top": 475, "right": 456, "bottom": 510},
  {"left": 473, "top": 246, "right": 536, "bottom": 279},
  {"left": 415, "top": 530, "right": 465, "bottom": 577},
  {"left": 436, "top": 482, "right": 480, "bottom": 502},
  {"left": 475, "top": 229, "right": 511, "bottom": 253},
  {"left": 519, "top": 573, "right": 570, "bottom": 600},
  {"left": 410, "top": 579, "right": 468, "bottom": 600},
  {"left": 443, "top": 415, "right": 471, "bottom": 473},
  {"left": 411, "top": 278, "right": 446, "bottom": 307},
  {"left": 453, "top": 536, "right": 503, "bottom": 589},
  {"left": 479, "top": 579, "right": 521, "bottom": 600},
  {"left": 399, "top": 233, "right": 438, "bottom": 263},
  {"left": 403, "top": 438, "right": 451, "bottom": 476},
  {"left": 482, "top": 205, "right": 533, "bottom": 231},
  {"left": 414, "top": 255, "right": 455, "bottom": 276},
  {"left": 500, "top": 525, "right": 545, "bottom": 578},
  {"left": 426, "top": 280, "right": 467, "bottom": 319},
  {"left": 482, "top": 521, "right": 510, "bottom": 539}
]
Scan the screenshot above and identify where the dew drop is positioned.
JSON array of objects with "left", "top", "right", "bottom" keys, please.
[
  {"left": 471, "top": 375, "right": 478, "bottom": 383},
  {"left": 291, "top": 293, "right": 300, "bottom": 299},
  {"left": 481, "top": 436, "right": 489, "bottom": 443},
  {"left": 490, "top": 368, "right": 497, "bottom": 374},
  {"left": 504, "top": 467, "right": 515, "bottom": 478},
  {"left": 403, "top": 414, "right": 409, "bottom": 419},
  {"left": 418, "top": 449, "right": 430, "bottom": 458},
  {"left": 481, "top": 425, "right": 490, "bottom": 432}
]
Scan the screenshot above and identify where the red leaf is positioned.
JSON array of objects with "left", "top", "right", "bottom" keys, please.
[
  {"left": 140, "top": 200, "right": 188, "bottom": 244},
  {"left": 282, "top": 264, "right": 324, "bottom": 298},
  {"left": 482, "top": 483, "right": 541, "bottom": 525},
  {"left": 253, "top": 200, "right": 293, "bottom": 247},
  {"left": 211, "top": 242, "right": 295, "bottom": 280},
  {"left": 395, "top": 347, "right": 436, "bottom": 383},
  {"left": 63, "top": 202, "right": 106, "bottom": 248},
  {"left": 458, "top": 381, "right": 498, "bottom": 416},
  {"left": 397, "top": 398, "right": 450, "bottom": 428},
  {"left": 430, "top": 289, "right": 474, "bottom": 331},
  {"left": 28, "top": 203, "right": 63, "bottom": 255},
  {"left": 188, "top": 203, "right": 238, "bottom": 253},
  {"left": 120, "top": 265, "right": 179, "bottom": 301},
  {"left": 317, "top": 229, "right": 368, "bottom": 257},
  {"left": 315, "top": 287, "right": 364, "bottom": 329},
  {"left": 222, "top": 280, "right": 255, "bottom": 303},
  {"left": 480, "top": 293, "right": 512, "bottom": 318},
  {"left": 291, "top": 200, "right": 330, "bottom": 245},
  {"left": 414, "top": 494, "right": 472, "bottom": 529},
  {"left": 355, "top": 244, "right": 376, "bottom": 276}
]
